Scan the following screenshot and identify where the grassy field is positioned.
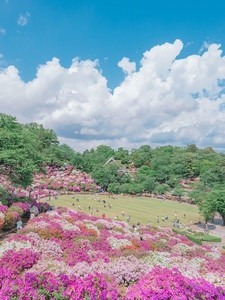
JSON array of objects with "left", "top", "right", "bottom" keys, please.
[{"left": 47, "top": 193, "right": 203, "bottom": 227}]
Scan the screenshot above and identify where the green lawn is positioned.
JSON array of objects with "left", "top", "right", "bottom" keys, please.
[{"left": 47, "top": 194, "right": 202, "bottom": 227}]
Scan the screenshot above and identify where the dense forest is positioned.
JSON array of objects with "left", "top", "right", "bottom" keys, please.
[{"left": 1, "top": 113, "right": 225, "bottom": 224}]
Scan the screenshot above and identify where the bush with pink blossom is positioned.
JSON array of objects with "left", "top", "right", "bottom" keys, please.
[
  {"left": 0, "top": 208, "right": 225, "bottom": 299},
  {"left": 2, "top": 211, "right": 19, "bottom": 230},
  {"left": 0, "top": 204, "right": 8, "bottom": 214}
]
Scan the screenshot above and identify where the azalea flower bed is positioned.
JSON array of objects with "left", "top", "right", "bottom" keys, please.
[
  {"left": 0, "top": 165, "right": 100, "bottom": 202},
  {"left": 0, "top": 201, "right": 50, "bottom": 231},
  {"left": 0, "top": 208, "right": 225, "bottom": 299}
]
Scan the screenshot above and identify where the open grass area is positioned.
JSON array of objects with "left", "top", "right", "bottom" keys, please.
[{"left": 47, "top": 193, "right": 203, "bottom": 227}]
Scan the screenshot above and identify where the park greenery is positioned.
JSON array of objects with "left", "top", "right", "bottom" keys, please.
[
  {"left": 172, "top": 228, "right": 222, "bottom": 245},
  {"left": 1, "top": 113, "right": 225, "bottom": 225}
]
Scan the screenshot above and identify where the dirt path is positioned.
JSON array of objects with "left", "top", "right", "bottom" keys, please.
[{"left": 0, "top": 228, "right": 17, "bottom": 245}]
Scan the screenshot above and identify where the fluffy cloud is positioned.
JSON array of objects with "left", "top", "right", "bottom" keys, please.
[
  {"left": 17, "top": 12, "right": 30, "bottom": 26},
  {"left": 0, "top": 39, "right": 225, "bottom": 152},
  {"left": 118, "top": 57, "right": 136, "bottom": 75}
]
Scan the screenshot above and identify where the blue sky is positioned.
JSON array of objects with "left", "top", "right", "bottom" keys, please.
[
  {"left": 1, "top": 0, "right": 225, "bottom": 87},
  {"left": 1, "top": 0, "right": 225, "bottom": 151}
]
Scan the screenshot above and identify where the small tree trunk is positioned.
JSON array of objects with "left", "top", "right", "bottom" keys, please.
[
  {"left": 205, "top": 221, "right": 209, "bottom": 233},
  {"left": 221, "top": 214, "right": 225, "bottom": 226}
]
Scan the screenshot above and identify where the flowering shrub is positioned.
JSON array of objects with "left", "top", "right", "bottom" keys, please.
[
  {"left": 8, "top": 205, "right": 23, "bottom": 216},
  {"left": 126, "top": 267, "right": 225, "bottom": 300},
  {"left": 0, "top": 208, "right": 225, "bottom": 299},
  {"left": 0, "top": 165, "right": 99, "bottom": 202},
  {"left": 0, "top": 216, "right": 4, "bottom": 230},
  {"left": 0, "top": 248, "right": 39, "bottom": 276},
  {"left": 12, "top": 201, "right": 30, "bottom": 213},
  {"left": 0, "top": 204, "right": 8, "bottom": 214},
  {"left": 2, "top": 211, "right": 19, "bottom": 230}
]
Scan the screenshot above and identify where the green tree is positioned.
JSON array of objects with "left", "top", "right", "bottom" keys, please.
[
  {"left": 114, "top": 147, "right": 130, "bottom": 164},
  {"left": 0, "top": 114, "right": 38, "bottom": 186},
  {"left": 172, "top": 186, "right": 184, "bottom": 198},
  {"left": 154, "top": 183, "right": 169, "bottom": 195},
  {"left": 0, "top": 186, "right": 11, "bottom": 205},
  {"left": 142, "top": 177, "right": 156, "bottom": 192},
  {"left": 206, "top": 189, "right": 225, "bottom": 225},
  {"left": 130, "top": 145, "right": 152, "bottom": 167}
]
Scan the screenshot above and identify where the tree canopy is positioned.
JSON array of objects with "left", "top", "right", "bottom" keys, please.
[{"left": 0, "top": 114, "right": 79, "bottom": 186}]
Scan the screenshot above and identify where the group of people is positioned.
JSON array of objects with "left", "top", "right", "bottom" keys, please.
[
  {"left": 155, "top": 212, "right": 188, "bottom": 229},
  {"left": 71, "top": 195, "right": 114, "bottom": 216},
  {"left": 156, "top": 215, "right": 169, "bottom": 223}
]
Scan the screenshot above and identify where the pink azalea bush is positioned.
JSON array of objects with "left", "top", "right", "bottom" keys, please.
[
  {"left": 0, "top": 207, "right": 225, "bottom": 299},
  {"left": 8, "top": 205, "right": 24, "bottom": 216},
  {"left": 0, "top": 205, "right": 8, "bottom": 214},
  {"left": 12, "top": 202, "right": 31, "bottom": 213},
  {"left": 126, "top": 267, "right": 225, "bottom": 300},
  {"left": 0, "top": 165, "right": 99, "bottom": 202}
]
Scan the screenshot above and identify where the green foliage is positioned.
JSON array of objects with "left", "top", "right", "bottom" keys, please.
[
  {"left": 172, "top": 228, "right": 221, "bottom": 245},
  {"left": 142, "top": 177, "right": 157, "bottom": 193},
  {"left": 203, "top": 188, "right": 225, "bottom": 225},
  {"left": 0, "top": 186, "right": 11, "bottom": 205},
  {"left": 91, "top": 163, "right": 131, "bottom": 190},
  {"left": 107, "top": 183, "right": 121, "bottom": 194},
  {"left": 184, "top": 234, "right": 203, "bottom": 245},
  {"left": 130, "top": 145, "right": 152, "bottom": 167},
  {"left": 114, "top": 147, "right": 130, "bottom": 164},
  {"left": 154, "top": 183, "right": 170, "bottom": 195},
  {"left": 172, "top": 186, "right": 184, "bottom": 198},
  {"left": 0, "top": 114, "right": 81, "bottom": 187}
]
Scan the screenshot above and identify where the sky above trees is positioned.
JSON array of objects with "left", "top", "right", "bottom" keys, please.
[{"left": 1, "top": 0, "right": 225, "bottom": 152}]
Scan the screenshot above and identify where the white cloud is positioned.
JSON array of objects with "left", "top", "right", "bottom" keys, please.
[
  {"left": 17, "top": 12, "right": 30, "bottom": 26},
  {"left": 118, "top": 57, "right": 136, "bottom": 75},
  {"left": 199, "top": 41, "right": 211, "bottom": 54},
  {"left": 0, "top": 39, "right": 225, "bottom": 152},
  {"left": 0, "top": 27, "right": 6, "bottom": 35}
]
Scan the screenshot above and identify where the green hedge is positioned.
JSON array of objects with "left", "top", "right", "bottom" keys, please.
[{"left": 172, "top": 228, "right": 221, "bottom": 245}]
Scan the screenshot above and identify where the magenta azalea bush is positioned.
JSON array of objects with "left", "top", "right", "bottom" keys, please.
[
  {"left": 126, "top": 267, "right": 225, "bottom": 300},
  {"left": 0, "top": 208, "right": 225, "bottom": 299},
  {"left": 0, "top": 205, "right": 8, "bottom": 214}
]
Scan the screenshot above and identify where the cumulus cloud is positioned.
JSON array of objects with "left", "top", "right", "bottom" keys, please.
[
  {"left": 118, "top": 57, "right": 136, "bottom": 75},
  {"left": 0, "top": 39, "right": 225, "bottom": 152},
  {"left": 17, "top": 12, "right": 30, "bottom": 26}
]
